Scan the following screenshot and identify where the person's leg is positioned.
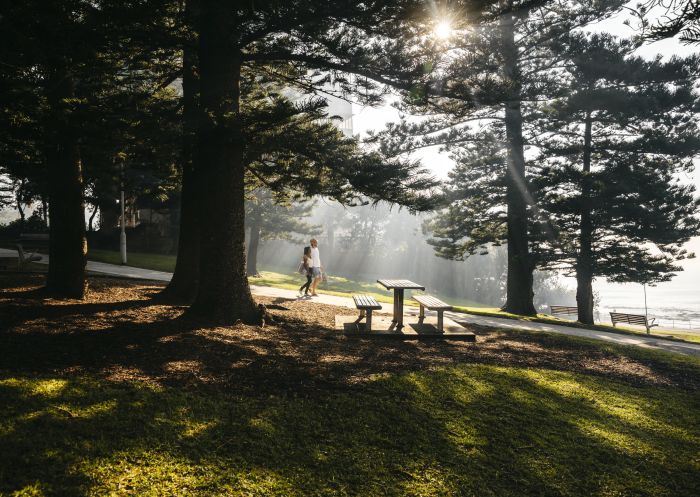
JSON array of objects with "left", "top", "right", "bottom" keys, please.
[
  {"left": 310, "top": 268, "right": 321, "bottom": 295},
  {"left": 301, "top": 274, "right": 312, "bottom": 294}
]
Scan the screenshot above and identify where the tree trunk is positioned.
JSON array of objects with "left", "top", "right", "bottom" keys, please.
[
  {"left": 41, "top": 195, "right": 49, "bottom": 225},
  {"left": 188, "top": 0, "right": 258, "bottom": 323},
  {"left": 45, "top": 69, "right": 87, "bottom": 298},
  {"left": 247, "top": 212, "right": 261, "bottom": 277},
  {"left": 160, "top": 0, "right": 201, "bottom": 303},
  {"left": 576, "top": 112, "right": 595, "bottom": 324},
  {"left": 87, "top": 204, "right": 98, "bottom": 232},
  {"left": 97, "top": 198, "right": 119, "bottom": 231},
  {"left": 16, "top": 194, "right": 25, "bottom": 222},
  {"left": 500, "top": 9, "right": 536, "bottom": 316}
]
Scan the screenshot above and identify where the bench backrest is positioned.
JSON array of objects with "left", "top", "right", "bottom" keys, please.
[
  {"left": 610, "top": 312, "right": 649, "bottom": 326},
  {"left": 18, "top": 233, "right": 49, "bottom": 242},
  {"left": 550, "top": 305, "right": 578, "bottom": 316},
  {"left": 16, "top": 233, "right": 49, "bottom": 249}
]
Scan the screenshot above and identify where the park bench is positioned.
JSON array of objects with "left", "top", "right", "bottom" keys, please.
[
  {"left": 414, "top": 295, "right": 452, "bottom": 332},
  {"left": 15, "top": 233, "right": 49, "bottom": 270},
  {"left": 353, "top": 294, "right": 382, "bottom": 332},
  {"left": 610, "top": 312, "right": 658, "bottom": 333},
  {"left": 549, "top": 305, "right": 578, "bottom": 317}
]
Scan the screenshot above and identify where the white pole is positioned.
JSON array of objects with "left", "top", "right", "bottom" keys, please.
[
  {"left": 120, "top": 162, "right": 127, "bottom": 265},
  {"left": 643, "top": 283, "right": 649, "bottom": 334}
]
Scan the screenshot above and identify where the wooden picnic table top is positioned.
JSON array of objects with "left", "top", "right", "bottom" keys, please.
[{"left": 377, "top": 279, "right": 425, "bottom": 291}]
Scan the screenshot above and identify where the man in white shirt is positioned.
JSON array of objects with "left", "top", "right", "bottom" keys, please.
[{"left": 309, "top": 238, "right": 322, "bottom": 296}]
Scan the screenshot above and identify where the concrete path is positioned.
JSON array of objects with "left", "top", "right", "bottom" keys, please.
[{"left": 2, "top": 248, "right": 699, "bottom": 357}]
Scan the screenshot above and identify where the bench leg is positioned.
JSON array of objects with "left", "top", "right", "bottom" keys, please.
[
  {"left": 397, "top": 289, "right": 404, "bottom": 328},
  {"left": 366, "top": 310, "right": 373, "bottom": 332},
  {"left": 437, "top": 311, "right": 444, "bottom": 332},
  {"left": 419, "top": 304, "right": 425, "bottom": 321}
]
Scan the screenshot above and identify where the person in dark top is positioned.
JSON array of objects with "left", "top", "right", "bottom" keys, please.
[{"left": 298, "top": 246, "right": 313, "bottom": 296}]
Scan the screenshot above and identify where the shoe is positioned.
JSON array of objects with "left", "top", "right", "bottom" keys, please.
[{"left": 311, "top": 293, "right": 318, "bottom": 297}]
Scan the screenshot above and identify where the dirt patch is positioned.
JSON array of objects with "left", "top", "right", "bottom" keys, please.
[{"left": 1, "top": 274, "right": 698, "bottom": 394}]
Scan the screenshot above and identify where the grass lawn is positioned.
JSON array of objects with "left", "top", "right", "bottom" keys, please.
[
  {"left": 86, "top": 250, "right": 487, "bottom": 308},
  {"left": 88, "top": 249, "right": 177, "bottom": 273},
  {"left": 454, "top": 306, "right": 700, "bottom": 344},
  {"left": 86, "top": 249, "right": 700, "bottom": 345},
  {"left": 1, "top": 274, "right": 699, "bottom": 496}
]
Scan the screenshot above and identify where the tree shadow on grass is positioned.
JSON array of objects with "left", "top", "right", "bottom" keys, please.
[
  {"left": 1, "top": 274, "right": 700, "bottom": 495},
  {"left": 1, "top": 365, "right": 699, "bottom": 496}
]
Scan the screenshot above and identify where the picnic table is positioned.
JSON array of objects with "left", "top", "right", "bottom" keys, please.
[{"left": 377, "top": 279, "right": 425, "bottom": 329}]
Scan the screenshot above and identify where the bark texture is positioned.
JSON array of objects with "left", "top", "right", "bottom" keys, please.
[
  {"left": 161, "top": 3, "right": 201, "bottom": 303},
  {"left": 500, "top": 10, "right": 536, "bottom": 316},
  {"left": 576, "top": 113, "right": 595, "bottom": 324},
  {"left": 188, "top": 0, "right": 258, "bottom": 322},
  {"left": 45, "top": 70, "right": 87, "bottom": 298},
  {"left": 246, "top": 211, "right": 261, "bottom": 277}
]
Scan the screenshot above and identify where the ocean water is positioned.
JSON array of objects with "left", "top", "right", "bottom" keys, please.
[{"left": 591, "top": 254, "right": 700, "bottom": 329}]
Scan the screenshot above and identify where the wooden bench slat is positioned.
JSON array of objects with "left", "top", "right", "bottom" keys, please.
[
  {"left": 609, "top": 311, "right": 657, "bottom": 332},
  {"left": 353, "top": 294, "right": 382, "bottom": 310},
  {"left": 550, "top": 305, "right": 578, "bottom": 316},
  {"left": 414, "top": 295, "right": 451, "bottom": 310}
]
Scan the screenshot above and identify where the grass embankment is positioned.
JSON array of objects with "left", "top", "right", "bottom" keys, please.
[
  {"left": 454, "top": 305, "right": 700, "bottom": 344},
  {"left": 1, "top": 274, "right": 700, "bottom": 496}
]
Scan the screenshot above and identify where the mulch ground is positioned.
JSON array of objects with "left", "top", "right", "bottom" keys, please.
[{"left": 1, "top": 274, "right": 698, "bottom": 395}]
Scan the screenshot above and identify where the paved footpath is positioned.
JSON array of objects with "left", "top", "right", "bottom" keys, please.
[{"left": 3, "top": 248, "right": 700, "bottom": 358}]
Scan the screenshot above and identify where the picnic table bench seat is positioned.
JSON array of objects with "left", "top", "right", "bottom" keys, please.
[
  {"left": 353, "top": 294, "right": 382, "bottom": 331},
  {"left": 610, "top": 312, "right": 658, "bottom": 333},
  {"left": 549, "top": 305, "right": 578, "bottom": 317},
  {"left": 414, "top": 295, "right": 452, "bottom": 332},
  {"left": 15, "top": 233, "right": 49, "bottom": 270}
]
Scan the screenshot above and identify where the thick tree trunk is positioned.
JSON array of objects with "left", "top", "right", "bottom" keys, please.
[
  {"left": 246, "top": 213, "right": 261, "bottom": 277},
  {"left": 500, "top": 10, "right": 536, "bottom": 316},
  {"left": 161, "top": 1, "right": 201, "bottom": 303},
  {"left": 576, "top": 113, "right": 595, "bottom": 324},
  {"left": 45, "top": 70, "right": 87, "bottom": 298},
  {"left": 188, "top": 0, "right": 258, "bottom": 323}
]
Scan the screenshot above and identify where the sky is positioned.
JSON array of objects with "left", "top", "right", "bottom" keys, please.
[{"left": 350, "top": 8, "right": 700, "bottom": 321}]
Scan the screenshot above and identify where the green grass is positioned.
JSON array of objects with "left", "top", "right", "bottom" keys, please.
[
  {"left": 88, "top": 249, "right": 176, "bottom": 273},
  {"left": 2, "top": 360, "right": 699, "bottom": 496},
  {"left": 85, "top": 250, "right": 699, "bottom": 344},
  {"left": 86, "top": 250, "right": 486, "bottom": 308},
  {"left": 252, "top": 271, "right": 487, "bottom": 308},
  {"left": 454, "top": 306, "right": 700, "bottom": 344}
]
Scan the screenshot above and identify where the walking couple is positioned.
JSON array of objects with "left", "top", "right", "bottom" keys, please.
[{"left": 299, "top": 238, "right": 322, "bottom": 297}]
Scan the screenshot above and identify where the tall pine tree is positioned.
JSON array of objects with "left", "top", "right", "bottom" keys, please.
[
  {"left": 531, "top": 34, "right": 700, "bottom": 323},
  {"left": 376, "top": 0, "right": 625, "bottom": 314}
]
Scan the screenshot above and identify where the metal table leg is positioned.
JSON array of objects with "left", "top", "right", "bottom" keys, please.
[{"left": 397, "top": 289, "right": 404, "bottom": 328}]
